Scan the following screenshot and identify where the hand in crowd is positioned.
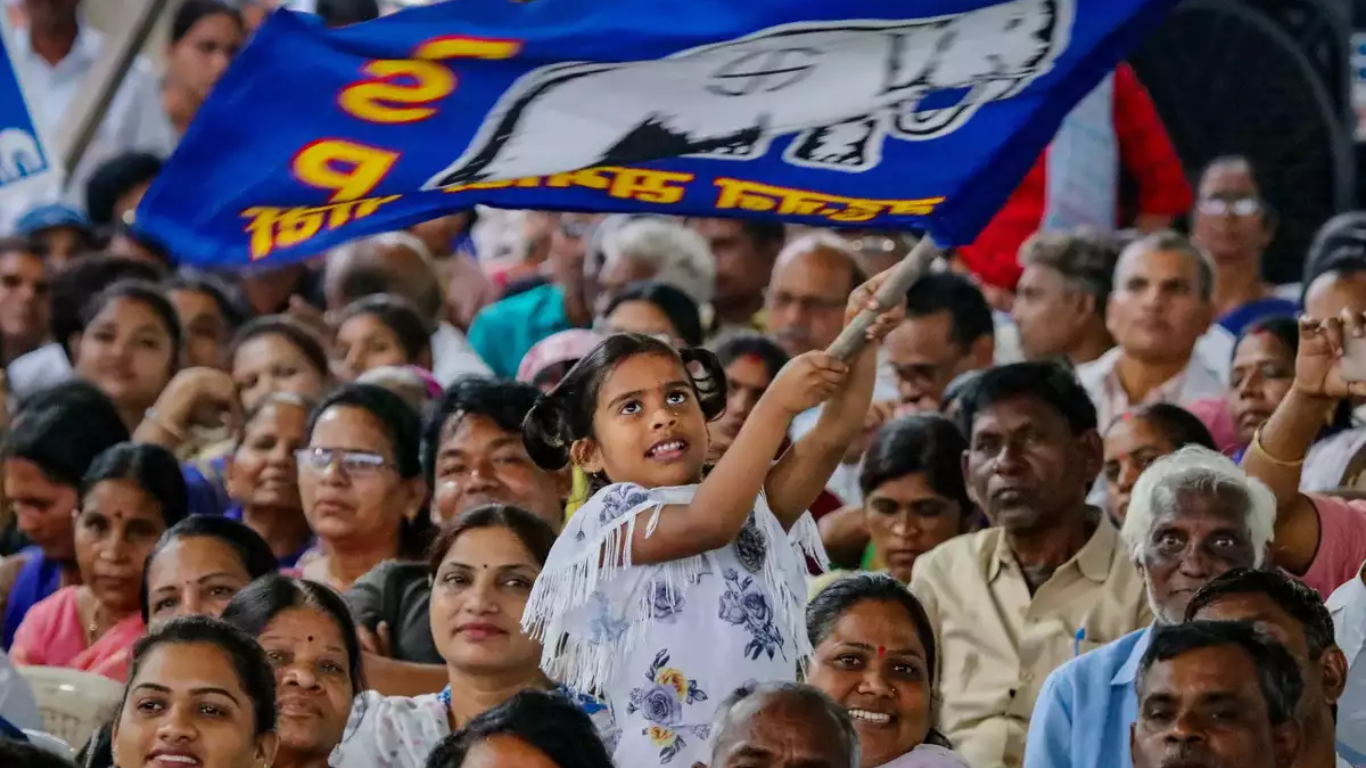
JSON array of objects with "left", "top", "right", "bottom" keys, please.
[
  {"left": 358, "top": 620, "right": 394, "bottom": 658},
  {"left": 844, "top": 265, "right": 908, "bottom": 345},
  {"left": 1292, "top": 312, "right": 1366, "bottom": 401},
  {"left": 139, "top": 366, "right": 241, "bottom": 442},
  {"left": 767, "top": 352, "right": 851, "bottom": 416}
]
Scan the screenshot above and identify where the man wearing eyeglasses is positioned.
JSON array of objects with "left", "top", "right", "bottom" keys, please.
[{"left": 1190, "top": 156, "right": 1296, "bottom": 336}]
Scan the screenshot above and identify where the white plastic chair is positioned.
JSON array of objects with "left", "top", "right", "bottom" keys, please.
[{"left": 15, "top": 666, "right": 122, "bottom": 751}]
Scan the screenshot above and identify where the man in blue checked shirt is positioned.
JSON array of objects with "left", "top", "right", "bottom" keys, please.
[{"left": 1024, "top": 446, "right": 1271, "bottom": 768}]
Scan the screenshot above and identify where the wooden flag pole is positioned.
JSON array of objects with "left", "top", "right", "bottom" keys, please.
[{"left": 825, "top": 236, "right": 942, "bottom": 361}]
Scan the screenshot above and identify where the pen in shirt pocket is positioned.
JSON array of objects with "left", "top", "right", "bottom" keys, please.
[{"left": 1074, "top": 628, "right": 1085, "bottom": 657}]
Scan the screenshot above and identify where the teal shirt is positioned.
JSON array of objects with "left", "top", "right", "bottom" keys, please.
[{"left": 467, "top": 283, "right": 574, "bottom": 379}]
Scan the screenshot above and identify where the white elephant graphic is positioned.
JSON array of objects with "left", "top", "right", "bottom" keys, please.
[
  {"left": 0, "top": 127, "right": 46, "bottom": 184},
  {"left": 425, "top": 0, "right": 1074, "bottom": 188}
]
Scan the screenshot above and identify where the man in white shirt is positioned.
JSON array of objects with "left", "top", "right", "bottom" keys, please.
[
  {"left": 1076, "top": 231, "right": 1227, "bottom": 431},
  {"left": 1328, "top": 562, "right": 1366, "bottom": 765},
  {"left": 3, "top": 0, "right": 174, "bottom": 229}
]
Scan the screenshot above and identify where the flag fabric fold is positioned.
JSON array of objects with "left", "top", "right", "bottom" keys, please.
[{"left": 135, "top": 0, "right": 1179, "bottom": 267}]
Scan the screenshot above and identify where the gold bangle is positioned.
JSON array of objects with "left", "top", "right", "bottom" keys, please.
[{"left": 1250, "top": 427, "right": 1305, "bottom": 468}]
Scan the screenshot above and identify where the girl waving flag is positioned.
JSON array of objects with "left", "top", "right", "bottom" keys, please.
[{"left": 520, "top": 269, "right": 903, "bottom": 766}]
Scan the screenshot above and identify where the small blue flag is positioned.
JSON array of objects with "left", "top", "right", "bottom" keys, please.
[
  {"left": 136, "top": 0, "right": 1178, "bottom": 267},
  {"left": 0, "top": 19, "right": 56, "bottom": 202}
]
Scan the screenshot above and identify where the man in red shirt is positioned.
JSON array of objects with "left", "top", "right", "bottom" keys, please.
[{"left": 958, "top": 64, "right": 1192, "bottom": 292}]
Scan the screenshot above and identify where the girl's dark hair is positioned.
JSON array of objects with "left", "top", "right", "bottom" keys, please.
[
  {"left": 1233, "top": 316, "right": 1355, "bottom": 434},
  {"left": 139, "top": 516, "right": 278, "bottom": 623},
  {"left": 522, "top": 333, "right": 726, "bottom": 471},
  {"left": 5, "top": 381, "right": 129, "bottom": 487},
  {"left": 170, "top": 0, "right": 243, "bottom": 45},
  {"left": 80, "top": 279, "right": 183, "bottom": 374},
  {"left": 81, "top": 443, "right": 189, "bottom": 529},
  {"left": 336, "top": 294, "right": 433, "bottom": 364},
  {"left": 85, "top": 152, "right": 163, "bottom": 227},
  {"left": 229, "top": 315, "right": 330, "bottom": 379},
  {"left": 220, "top": 575, "right": 365, "bottom": 699},
  {"left": 306, "top": 384, "right": 433, "bottom": 558},
  {"left": 424, "top": 690, "right": 614, "bottom": 768},
  {"left": 426, "top": 504, "right": 558, "bottom": 577},
  {"left": 124, "top": 616, "right": 276, "bottom": 736},
  {"left": 806, "top": 573, "right": 953, "bottom": 750},
  {"left": 715, "top": 332, "right": 789, "bottom": 382},
  {"left": 1121, "top": 403, "right": 1218, "bottom": 452},
  {"left": 603, "top": 280, "right": 704, "bottom": 348},
  {"left": 859, "top": 414, "right": 971, "bottom": 516}
]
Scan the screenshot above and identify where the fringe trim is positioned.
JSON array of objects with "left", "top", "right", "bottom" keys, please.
[{"left": 522, "top": 492, "right": 830, "bottom": 696}]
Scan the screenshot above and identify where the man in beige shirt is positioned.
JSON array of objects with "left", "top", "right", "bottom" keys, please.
[{"left": 911, "top": 362, "right": 1152, "bottom": 768}]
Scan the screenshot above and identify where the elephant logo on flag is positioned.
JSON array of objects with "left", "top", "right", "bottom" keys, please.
[{"left": 426, "top": 0, "right": 1074, "bottom": 188}]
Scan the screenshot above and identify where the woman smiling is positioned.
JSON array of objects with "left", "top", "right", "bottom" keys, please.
[
  {"left": 110, "top": 616, "right": 278, "bottom": 768},
  {"left": 806, "top": 574, "right": 968, "bottom": 768}
]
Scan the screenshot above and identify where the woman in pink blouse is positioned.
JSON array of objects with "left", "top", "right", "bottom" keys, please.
[{"left": 11, "top": 443, "right": 188, "bottom": 681}]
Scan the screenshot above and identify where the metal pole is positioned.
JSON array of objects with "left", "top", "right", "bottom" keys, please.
[
  {"left": 825, "top": 236, "right": 942, "bottom": 361},
  {"left": 55, "top": 0, "right": 172, "bottom": 186}
]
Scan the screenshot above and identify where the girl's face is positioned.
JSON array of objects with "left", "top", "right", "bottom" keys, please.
[
  {"left": 429, "top": 526, "right": 544, "bottom": 676},
  {"left": 232, "top": 333, "right": 327, "bottom": 414},
  {"left": 75, "top": 297, "right": 177, "bottom": 413},
  {"left": 806, "top": 600, "right": 933, "bottom": 768},
  {"left": 298, "top": 405, "right": 422, "bottom": 548},
  {"left": 166, "top": 13, "right": 242, "bottom": 103},
  {"left": 862, "top": 472, "right": 965, "bottom": 585},
  {"left": 336, "top": 314, "right": 410, "bottom": 381},
  {"left": 603, "top": 300, "right": 680, "bottom": 345},
  {"left": 226, "top": 400, "right": 308, "bottom": 513},
  {"left": 4, "top": 457, "right": 78, "bottom": 561},
  {"left": 578, "top": 353, "right": 709, "bottom": 489},
  {"left": 258, "top": 607, "right": 355, "bottom": 762},
  {"left": 1229, "top": 332, "right": 1295, "bottom": 446},
  {"left": 114, "top": 642, "right": 276, "bottom": 768},
  {"left": 145, "top": 536, "right": 254, "bottom": 632},
  {"left": 1102, "top": 416, "right": 1176, "bottom": 523},
  {"left": 75, "top": 479, "right": 168, "bottom": 615}
]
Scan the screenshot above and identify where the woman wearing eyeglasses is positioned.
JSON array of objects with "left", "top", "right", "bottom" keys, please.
[
  {"left": 296, "top": 384, "right": 433, "bottom": 592},
  {"left": 1190, "top": 156, "right": 1297, "bottom": 336}
]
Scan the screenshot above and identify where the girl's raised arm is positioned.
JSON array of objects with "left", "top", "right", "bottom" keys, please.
[{"left": 765, "top": 269, "right": 905, "bottom": 529}]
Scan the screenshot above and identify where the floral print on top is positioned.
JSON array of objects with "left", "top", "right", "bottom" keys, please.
[{"left": 523, "top": 482, "right": 828, "bottom": 767}]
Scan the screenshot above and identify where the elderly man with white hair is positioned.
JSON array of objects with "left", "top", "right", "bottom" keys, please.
[
  {"left": 596, "top": 216, "right": 716, "bottom": 313},
  {"left": 1024, "top": 445, "right": 1274, "bottom": 768}
]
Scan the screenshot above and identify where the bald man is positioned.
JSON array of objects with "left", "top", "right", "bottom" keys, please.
[
  {"left": 764, "top": 233, "right": 867, "bottom": 358},
  {"left": 698, "top": 682, "right": 859, "bottom": 768},
  {"left": 325, "top": 232, "right": 491, "bottom": 383}
]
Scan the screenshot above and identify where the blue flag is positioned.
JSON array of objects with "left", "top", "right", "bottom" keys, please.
[
  {"left": 136, "top": 0, "right": 1177, "bottom": 267},
  {"left": 0, "top": 19, "right": 56, "bottom": 200}
]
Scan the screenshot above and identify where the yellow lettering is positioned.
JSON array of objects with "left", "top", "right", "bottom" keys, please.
[
  {"left": 338, "top": 59, "right": 457, "bottom": 124},
  {"left": 292, "top": 140, "right": 398, "bottom": 203},
  {"left": 416, "top": 35, "right": 522, "bottom": 61},
  {"left": 603, "top": 167, "right": 694, "bottom": 204},
  {"left": 240, "top": 195, "right": 402, "bottom": 261}
]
